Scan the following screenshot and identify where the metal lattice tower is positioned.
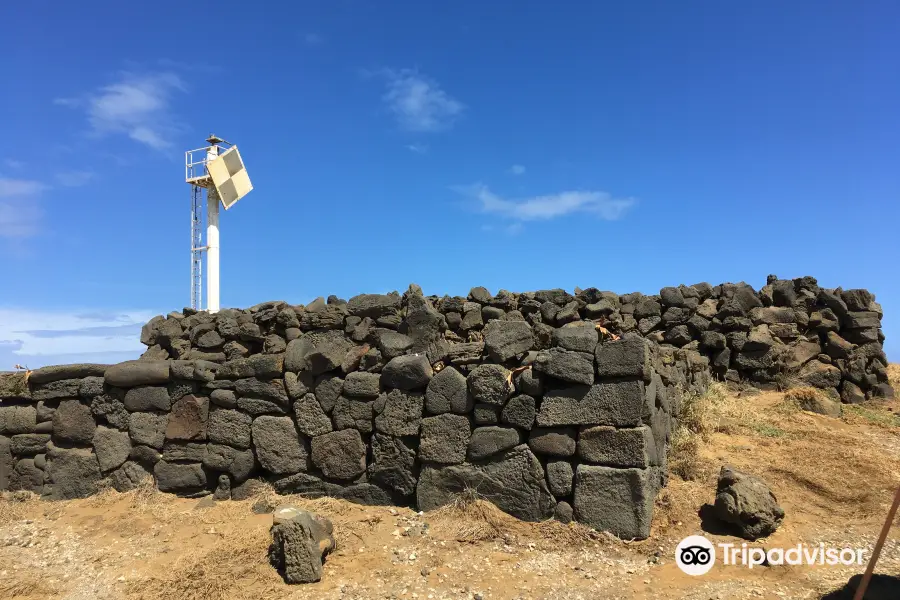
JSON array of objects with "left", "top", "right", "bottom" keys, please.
[{"left": 190, "top": 183, "right": 204, "bottom": 310}]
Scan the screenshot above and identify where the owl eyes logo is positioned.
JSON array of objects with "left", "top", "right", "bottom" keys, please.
[{"left": 676, "top": 535, "right": 716, "bottom": 575}]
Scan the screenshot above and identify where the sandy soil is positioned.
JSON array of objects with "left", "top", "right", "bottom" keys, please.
[{"left": 2, "top": 376, "right": 900, "bottom": 600}]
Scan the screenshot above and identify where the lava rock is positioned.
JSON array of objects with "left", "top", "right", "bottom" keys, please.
[{"left": 713, "top": 466, "right": 785, "bottom": 540}]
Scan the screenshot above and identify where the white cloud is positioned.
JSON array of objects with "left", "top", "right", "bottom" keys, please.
[
  {"left": 304, "top": 33, "right": 324, "bottom": 45},
  {"left": 379, "top": 69, "right": 464, "bottom": 133},
  {"left": 461, "top": 183, "right": 636, "bottom": 222},
  {"left": 4, "top": 159, "right": 24, "bottom": 170},
  {"left": 509, "top": 164, "right": 526, "bottom": 175},
  {"left": 0, "top": 307, "right": 159, "bottom": 368},
  {"left": 406, "top": 143, "right": 428, "bottom": 154},
  {"left": 0, "top": 177, "right": 47, "bottom": 239},
  {"left": 55, "top": 72, "right": 186, "bottom": 150},
  {"left": 55, "top": 170, "right": 95, "bottom": 187}
]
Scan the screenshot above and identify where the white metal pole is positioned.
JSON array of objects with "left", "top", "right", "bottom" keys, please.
[{"left": 207, "top": 189, "right": 220, "bottom": 313}]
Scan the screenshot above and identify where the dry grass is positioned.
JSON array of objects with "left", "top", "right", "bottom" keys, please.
[
  {"left": 427, "top": 489, "right": 605, "bottom": 549},
  {"left": 783, "top": 386, "right": 826, "bottom": 406},
  {"left": 668, "top": 382, "right": 728, "bottom": 480},
  {"left": 0, "top": 491, "right": 40, "bottom": 526},
  {"left": 0, "top": 570, "right": 62, "bottom": 599},
  {"left": 124, "top": 525, "right": 281, "bottom": 600},
  {"left": 888, "top": 363, "right": 900, "bottom": 389}
]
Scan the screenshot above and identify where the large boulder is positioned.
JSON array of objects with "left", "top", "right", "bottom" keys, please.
[
  {"left": 537, "top": 381, "right": 644, "bottom": 427},
  {"left": 501, "top": 394, "right": 536, "bottom": 430},
  {"left": 123, "top": 386, "right": 171, "bottom": 412},
  {"left": 310, "top": 429, "right": 366, "bottom": 480},
  {"left": 342, "top": 372, "right": 381, "bottom": 398},
  {"left": 552, "top": 323, "right": 598, "bottom": 354},
  {"left": 105, "top": 360, "right": 170, "bottom": 387},
  {"left": 252, "top": 416, "right": 308, "bottom": 475},
  {"left": 52, "top": 400, "right": 96, "bottom": 444},
  {"left": 483, "top": 320, "right": 534, "bottom": 362},
  {"left": 293, "top": 394, "right": 333, "bottom": 437},
  {"left": 381, "top": 355, "right": 433, "bottom": 390},
  {"left": 375, "top": 389, "right": 424, "bottom": 436},
  {"left": 417, "top": 445, "right": 554, "bottom": 522},
  {"left": 467, "top": 426, "right": 521, "bottom": 461},
  {"left": 425, "top": 366, "right": 471, "bottom": 414},
  {"left": 154, "top": 460, "right": 207, "bottom": 495},
  {"left": 577, "top": 425, "right": 655, "bottom": 468},
  {"left": 595, "top": 338, "right": 649, "bottom": 379},
  {"left": 208, "top": 408, "right": 252, "bottom": 449},
  {"left": 418, "top": 414, "right": 471, "bottom": 464},
  {"left": 467, "top": 364, "right": 511, "bottom": 406},
  {"left": 217, "top": 354, "right": 284, "bottom": 380},
  {"left": 332, "top": 397, "right": 375, "bottom": 433},
  {"left": 268, "top": 508, "right": 336, "bottom": 584},
  {"left": 45, "top": 446, "right": 103, "bottom": 500},
  {"left": 165, "top": 395, "right": 209, "bottom": 441},
  {"left": 203, "top": 443, "right": 256, "bottom": 482},
  {"left": 798, "top": 360, "right": 842, "bottom": 389},
  {"left": 347, "top": 293, "right": 401, "bottom": 319},
  {"left": 92, "top": 426, "right": 131, "bottom": 472},
  {"left": 29, "top": 363, "right": 109, "bottom": 385},
  {"left": 528, "top": 427, "right": 576, "bottom": 457},
  {"left": 533, "top": 348, "right": 595, "bottom": 386},
  {"left": 285, "top": 332, "right": 352, "bottom": 376},
  {"left": 0, "top": 405, "right": 37, "bottom": 434},
  {"left": 128, "top": 412, "right": 168, "bottom": 449},
  {"left": 713, "top": 466, "right": 784, "bottom": 540},
  {"left": 368, "top": 434, "right": 417, "bottom": 497}
]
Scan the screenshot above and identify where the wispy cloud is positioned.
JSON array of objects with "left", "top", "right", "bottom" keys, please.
[
  {"left": 406, "top": 143, "right": 428, "bottom": 154},
  {"left": 55, "top": 71, "right": 186, "bottom": 150},
  {"left": 4, "top": 159, "right": 24, "bottom": 170},
  {"left": 375, "top": 68, "right": 464, "bottom": 133},
  {"left": 0, "top": 177, "right": 47, "bottom": 239},
  {"left": 509, "top": 164, "right": 526, "bottom": 176},
  {"left": 459, "top": 183, "right": 636, "bottom": 222},
  {"left": 0, "top": 307, "right": 159, "bottom": 368},
  {"left": 0, "top": 178, "right": 47, "bottom": 198},
  {"left": 303, "top": 32, "right": 324, "bottom": 45},
  {"left": 55, "top": 170, "right": 95, "bottom": 187}
]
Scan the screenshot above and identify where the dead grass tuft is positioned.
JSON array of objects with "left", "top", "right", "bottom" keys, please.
[
  {"left": 429, "top": 490, "right": 514, "bottom": 543},
  {"left": 668, "top": 383, "right": 728, "bottom": 480},
  {"left": 124, "top": 524, "right": 282, "bottom": 600},
  {"left": 0, "top": 570, "right": 62, "bottom": 599},
  {"left": 783, "top": 386, "right": 825, "bottom": 406}
]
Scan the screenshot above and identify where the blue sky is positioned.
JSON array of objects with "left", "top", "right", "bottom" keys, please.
[{"left": 1, "top": 1, "right": 898, "bottom": 367}]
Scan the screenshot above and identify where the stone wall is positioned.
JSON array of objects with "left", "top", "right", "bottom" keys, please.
[{"left": 0, "top": 277, "right": 893, "bottom": 541}]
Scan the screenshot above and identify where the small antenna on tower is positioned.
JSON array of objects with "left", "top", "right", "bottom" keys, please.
[{"left": 185, "top": 134, "right": 253, "bottom": 312}]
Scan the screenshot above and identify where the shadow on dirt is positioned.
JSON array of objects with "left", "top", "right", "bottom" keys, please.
[
  {"left": 697, "top": 503, "right": 734, "bottom": 536},
  {"left": 820, "top": 574, "right": 900, "bottom": 600}
]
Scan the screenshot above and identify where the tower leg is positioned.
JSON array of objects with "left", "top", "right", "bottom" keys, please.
[{"left": 207, "top": 190, "right": 220, "bottom": 313}]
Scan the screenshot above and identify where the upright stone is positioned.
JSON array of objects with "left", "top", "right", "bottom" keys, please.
[{"left": 572, "top": 465, "right": 658, "bottom": 540}]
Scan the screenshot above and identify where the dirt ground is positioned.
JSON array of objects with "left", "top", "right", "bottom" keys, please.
[{"left": 2, "top": 369, "right": 900, "bottom": 600}]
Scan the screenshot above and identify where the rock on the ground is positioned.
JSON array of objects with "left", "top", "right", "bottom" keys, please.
[
  {"left": 268, "top": 508, "right": 336, "bottom": 584},
  {"left": 713, "top": 465, "right": 785, "bottom": 540}
]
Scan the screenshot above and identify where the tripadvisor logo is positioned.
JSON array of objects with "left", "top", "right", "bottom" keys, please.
[
  {"left": 676, "top": 535, "right": 716, "bottom": 576},
  {"left": 675, "top": 535, "right": 867, "bottom": 575}
]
